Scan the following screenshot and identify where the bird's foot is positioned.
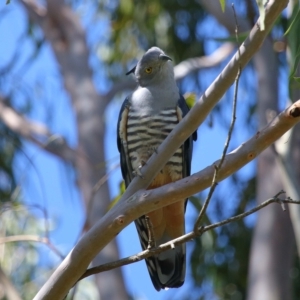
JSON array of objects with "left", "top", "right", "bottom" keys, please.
[
  {"left": 133, "top": 164, "right": 144, "bottom": 179},
  {"left": 147, "top": 147, "right": 158, "bottom": 155}
]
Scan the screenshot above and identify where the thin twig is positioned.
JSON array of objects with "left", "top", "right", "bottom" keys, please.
[
  {"left": 0, "top": 235, "right": 64, "bottom": 260},
  {"left": 193, "top": 166, "right": 218, "bottom": 232},
  {"left": 193, "top": 5, "right": 242, "bottom": 232},
  {"left": 0, "top": 201, "right": 51, "bottom": 241},
  {"left": 78, "top": 192, "right": 298, "bottom": 281},
  {"left": 81, "top": 163, "right": 120, "bottom": 233}
]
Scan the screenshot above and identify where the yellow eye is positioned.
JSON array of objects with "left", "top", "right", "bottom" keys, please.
[{"left": 145, "top": 67, "right": 152, "bottom": 74}]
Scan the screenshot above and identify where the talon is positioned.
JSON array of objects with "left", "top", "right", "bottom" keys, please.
[
  {"left": 148, "top": 241, "right": 155, "bottom": 249},
  {"left": 133, "top": 166, "right": 144, "bottom": 178},
  {"left": 148, "top": 147, "right": 158, "bottom": 154}
]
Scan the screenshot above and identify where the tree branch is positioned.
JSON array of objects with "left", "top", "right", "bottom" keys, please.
[
  {"left": 194, "top": 13, "right": 241, "bottom": 230},
  {"left": 199, "top": 0, "right": 251, "bottom": 33},
  {"left": 174, "top": 42, "right": 235, "bottom": 81},
  {"left": 0, "top": 98, "right": 77, "bottom": 164},
  {"left": 0, "top": 267, "right": 22, "bottom": 300},
  {"left": 21, "top": 0, "right": 46, "bottom": 24},
  {"left": 0, "top": 234, "right": 48, "bottom": 244},
  {"left": 0, "top": 235, "right": 64, "bottom": 260},
  {"left": 79, "top": 192, "right": 299, "bottom": 280}
]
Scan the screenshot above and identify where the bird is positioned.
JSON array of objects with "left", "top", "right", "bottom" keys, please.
[{"left": 117, "top": 47, "right": 197, "bottom": 291}]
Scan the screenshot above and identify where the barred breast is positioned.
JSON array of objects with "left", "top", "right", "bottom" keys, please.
[{"left": 127, "top": 107, "right": 183, "bottom": 184}]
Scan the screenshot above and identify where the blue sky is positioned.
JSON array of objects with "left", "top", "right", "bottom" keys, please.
[{"left": 0, "top": 2, "right": 258, "bottom": 300}]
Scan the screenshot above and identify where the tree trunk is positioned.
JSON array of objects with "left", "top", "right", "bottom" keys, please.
[
  {"left": 22, "top": 1, "right": 128, "bottom": 299},
  {"left": 198, "top": 1, "right": 295, "bottom": 298},
  {"left": 247, "top": 38, "right": 295, "bottom": 300}
]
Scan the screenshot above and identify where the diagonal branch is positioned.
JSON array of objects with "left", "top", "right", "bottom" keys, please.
[
  {"left": 0, "top": 267, "right": 22, "bottom": 300},
  {"left": 194, "top": 4, "right": 242, "bottom": 232},
  {"left": 174, "top": 42, "right": 235, "bottom": 81},
  {"left": 0, "top": 235, "right": 64, "bottom": 259},
  {"left": 21, "top": 0, "right": 46, "bottom": 23},
  {"left": 79, "top": 193, "right": 299, "bottom": 280},
  {"left": 0, "top": 98, "right": 77, "bottom": 164}
]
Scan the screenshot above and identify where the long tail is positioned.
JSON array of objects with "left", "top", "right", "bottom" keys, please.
[
  {"left": 134, "top": 204, "right": 186, "bottom": 291},
  {"left": 145, "top": 243, "right": 185, "bottom": 290}
]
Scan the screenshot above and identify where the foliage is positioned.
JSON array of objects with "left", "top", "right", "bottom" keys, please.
[
  {"left": 0, "top": 205, "right": 46, "bottom": 299},
  {"left": 98, "top": 0, "right": 205, "bottom": 77},
  {"left": 286, "top": 3, "right": 300, "bottom": 94},
  {"left": 190, "top": 177, "right": 255, "bottom": 300},
  {"left": 0, "top": 120, "right": 20, "bottom": 203}
]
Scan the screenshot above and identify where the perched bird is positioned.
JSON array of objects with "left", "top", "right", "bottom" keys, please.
[{"left": 117, "top": 47, "right": 197, "bottom": 291}]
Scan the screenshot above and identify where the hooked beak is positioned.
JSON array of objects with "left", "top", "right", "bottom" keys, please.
[
  {"left": 126, "top": 66, "right": 136, "bottom": 75},
  {"left": 159, "top": 53, "right": 172, "bottom": 61}
]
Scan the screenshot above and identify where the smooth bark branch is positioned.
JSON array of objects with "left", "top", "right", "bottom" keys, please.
[
  {"left": 199, "top": 0, "right": 250, "bottom": 33},
  {"left": 0, "top": 235, "right": 49, "bottom": 244},
  {"left": 0, "top": 99, "right": 76, "bottom": 163},
  {"left": 0, "top": 235, "right": 64, "bottom": 259},
  {"left": 194, "top": 23, "right": 241, "bottom": 231},
  {"left": 193, "top": 64, "right": 240, "bottom": 231},
  {"left": 80, "top": 194, "right": 300, "bottom": 279},
  {"left": 174, "top": 42, "right": 235, "bottom": 80},
  {"left": 0, "top": 267, "right": 22, "bottom": 300}
]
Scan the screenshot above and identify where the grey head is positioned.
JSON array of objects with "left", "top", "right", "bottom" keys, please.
[{"left": 127, "top": 47, "right": 175, "bottom": 87}]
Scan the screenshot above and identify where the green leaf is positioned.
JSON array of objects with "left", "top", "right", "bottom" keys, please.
[
  {"left": 119, "top": 0, "right": 134, "bottom": 15},
  {"left": 289, "top": 43, "right": 300, "bottom": 78},
  {"left": 256, "top": 0, "right": 268, "bottom": 31},
  {"left": 287, "top": 4, "right": 300, "bottom": 97},
  {"left": 219, "top": 0, "right": 226, "bottom": 12},
  {"left": 107, "top": 181, "right": 126, "bottom": 211},
  {"left": 184, "top": 93, "right": 197, "bottom": 109},
  {"left": 213, "top": 32, "right": 249, "bottom": 44},
  {"left": 290, "top": 77, "right": 300, "bottom": 90},
  {"left": 285, "top": 7, "right": 300, "bottom": 36}
]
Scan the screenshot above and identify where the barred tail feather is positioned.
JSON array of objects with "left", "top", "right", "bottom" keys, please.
[{"left": 135, "top": 216, "right": 186, "bottom": 291}]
